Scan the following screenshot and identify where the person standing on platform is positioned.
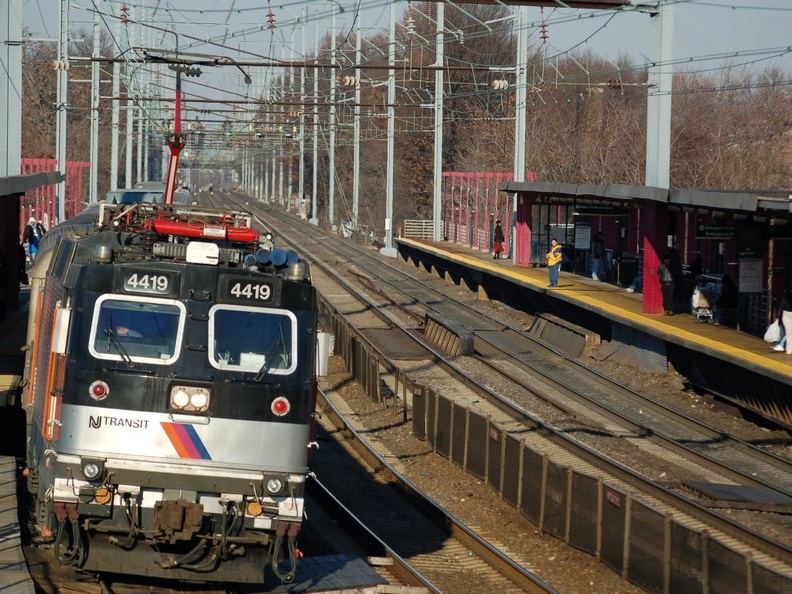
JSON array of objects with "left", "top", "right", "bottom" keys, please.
[
  {"left": 668, "top": 242, "right": 683, "bottom": 299},
  {"left": 591, "top": 231, "right": 605, "bottom": 281},
  {"left": 689, "top": 254, "right": 703, "bottom": 280},
  {"left": 668, "top": 243, "right": 682, "bottom": 279},
  {"left": 546, "top": 237, "right": 563, "bottom": 288},
  {"left": 658, "top": 254, "right": 676, "bottom": 315},
  {"left": 493, "top": 220, "right": 505, "bottom": 259},
  {"left": 714, "top": 274, "right": 738, "bottom": 325},
  {"left": 776, "top": 288, "right": 792, "bottom": 355}
]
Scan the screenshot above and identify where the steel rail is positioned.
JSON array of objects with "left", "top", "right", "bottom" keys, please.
[{"left": 316, "top": 388, "right": 559, "bottom": 594}]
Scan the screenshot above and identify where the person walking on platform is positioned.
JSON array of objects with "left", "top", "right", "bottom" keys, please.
[
  {"left": 493, "top": 220, "right": 505, "bottom": 259},
  {"left": 776, "top": 288, "right": 792, "bottom": 355},
  {"left": 591, "top": 231, "right": 605, "bottom": 281},
  {"left": 24, "top": 217, "right": 44, "bottom": 265},
  {"left": 658, "top": 254, "right": 676, "bottom": 315},
  {"left": 546, "top": 238, "right": 563, "bottom": 288}
]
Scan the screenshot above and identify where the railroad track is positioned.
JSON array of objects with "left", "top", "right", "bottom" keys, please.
[
  {"left": 204, "top": 192, "right": 792, "bottom": 586},
  {"left": 313, "top": 386, "right": 557, "bottom": 594}
]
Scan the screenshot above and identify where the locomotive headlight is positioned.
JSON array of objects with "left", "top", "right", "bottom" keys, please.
[
  {"left": 83, "top": 463, "right": 101, "bottom": 479},
  {"left": 170, "top": 385, "right": 211, "bottom": 412},
  {"left": 172, "top": 389, "right": 190, "bottom": 409},
  {"left": 190, "top": 391, "right": 209, "bottom": 410},
  {"left": 266, "top": 478, "right": 284, "bottom": 495},
  {"left": 81, "top": 458, "right": 104, "bottom": 481}
]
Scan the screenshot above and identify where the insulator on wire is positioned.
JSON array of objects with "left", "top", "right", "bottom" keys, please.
[
  {"left": 491, "top": 79, "right": 509, "bottom": 90},
  {"left": 341, "top": 76, "right": 357, "bottom": 86}
]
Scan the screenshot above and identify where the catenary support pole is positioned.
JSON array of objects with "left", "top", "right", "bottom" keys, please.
[
  {"left": 310, "top": 10, "right": 319, "bottom": 225},
  {"left": 111, "top": 19, "right": 121, "bottom": 192},
  {"left": 299, "top": 8, "right": 307, "bottom": 218},
  {"left": 0, "top": 0, "right": 23, "bottom": 178},
  {"left": 352, "top": 20, "right": 362, "bottom": 231},
  {"left": 432, "top": 2, "right": 445, "bottom": 242},
  {"left": 380, "top": 0, "right": 398, "bottom": 258},
  {"left": 56, "top": 0, "right": 69, "bottom": 221},
  {"left": 89, "top": 9, "right": 100, "bottom": 204},
  {"left": 645, "top": 1, "right": 674, "bottom": 189}
]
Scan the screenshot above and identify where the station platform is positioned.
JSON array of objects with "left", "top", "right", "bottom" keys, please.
[
  {"left": 0, "top": 290, "right": 34, "bottom": 592},
  {"left": 396, "top": 238, "right": 792, "bottom": 430}
]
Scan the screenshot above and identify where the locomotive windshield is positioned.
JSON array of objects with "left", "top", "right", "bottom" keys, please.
[
  {"left": 208, "top": 305, "right": 297, "bottom": 375},
  {"left": 89, "top": 295, "right": 186, "bottom": 365}
]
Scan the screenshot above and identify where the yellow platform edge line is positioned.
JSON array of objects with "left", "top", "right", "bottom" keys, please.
[{"left": 397, "top": 238, "right": 792, "bottom": 375}]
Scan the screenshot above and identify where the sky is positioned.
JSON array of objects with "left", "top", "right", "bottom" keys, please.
[
  {"left": 20, "top": 0, "right": 792, "bottom": 134},
  {"left": 22, "top": 0, "right": 792, "bottom": 63}
]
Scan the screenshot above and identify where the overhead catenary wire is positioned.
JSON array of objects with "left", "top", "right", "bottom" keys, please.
[{"left": 29, "top": 0, "right": 792, "bottom": 147}]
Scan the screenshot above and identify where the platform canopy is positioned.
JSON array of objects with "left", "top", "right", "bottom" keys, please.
[{"left": 0, "top": 172, "right": 62, "bottom": 197}]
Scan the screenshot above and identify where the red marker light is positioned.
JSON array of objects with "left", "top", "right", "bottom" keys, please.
[
  {"left": 271, "top": 397, "right": 290, "bottom": 416},
  {"left": 89, "top": 381, "right": 109, "bottom": 401}
]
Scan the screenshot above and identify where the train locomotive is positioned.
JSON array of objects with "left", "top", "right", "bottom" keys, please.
[{"left": 22, "top": 197, "right": 325, "bottom": 583}]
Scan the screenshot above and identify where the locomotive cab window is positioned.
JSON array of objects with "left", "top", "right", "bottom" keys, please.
[
  {"left": 208, "top": 305, "right": 297, "bottom": 375},
  {"left": 89, "top": 295, "right": 186, "bottom": 365}
]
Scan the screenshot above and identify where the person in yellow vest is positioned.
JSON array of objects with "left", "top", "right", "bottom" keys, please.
[{"left": 546, "top": 237, "right": 563, "bottom": 287}]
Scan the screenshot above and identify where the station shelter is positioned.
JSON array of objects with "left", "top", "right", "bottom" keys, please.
[{"left": 498, "top": 181, "right": 792, "bottom": 337}]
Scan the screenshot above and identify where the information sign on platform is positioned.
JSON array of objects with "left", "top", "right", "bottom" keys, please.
[
  {"left": 574, "top": 204, "right": 624, "bottom": 215},
  {"left": 574, "top": 223, "right": 592, "bottom": 250},
  {"left": 738, "top": 259, "right": 763, "bottom": 293},
  {"left": 696, "top": 223, "right": 735, "bottom": 239}
]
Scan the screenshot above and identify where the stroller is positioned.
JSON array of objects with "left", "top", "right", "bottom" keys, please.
[{"left": 691, "top": 277, "right": 719, "bottom": 323}]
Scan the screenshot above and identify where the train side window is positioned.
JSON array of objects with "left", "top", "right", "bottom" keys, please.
[
  {"left": 208, "top": 305, "right": 297, "bottom": 375},
  {"left": 89, "top": 295, "right": 186, "bottom": 365}
]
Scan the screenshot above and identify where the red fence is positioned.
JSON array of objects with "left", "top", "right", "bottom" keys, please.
[
  {"left": 19, "top": 158, "right": 89, "bottom": 236},
  {"left": 441, "top": 171, "right": 514, "bottom": 255}
]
